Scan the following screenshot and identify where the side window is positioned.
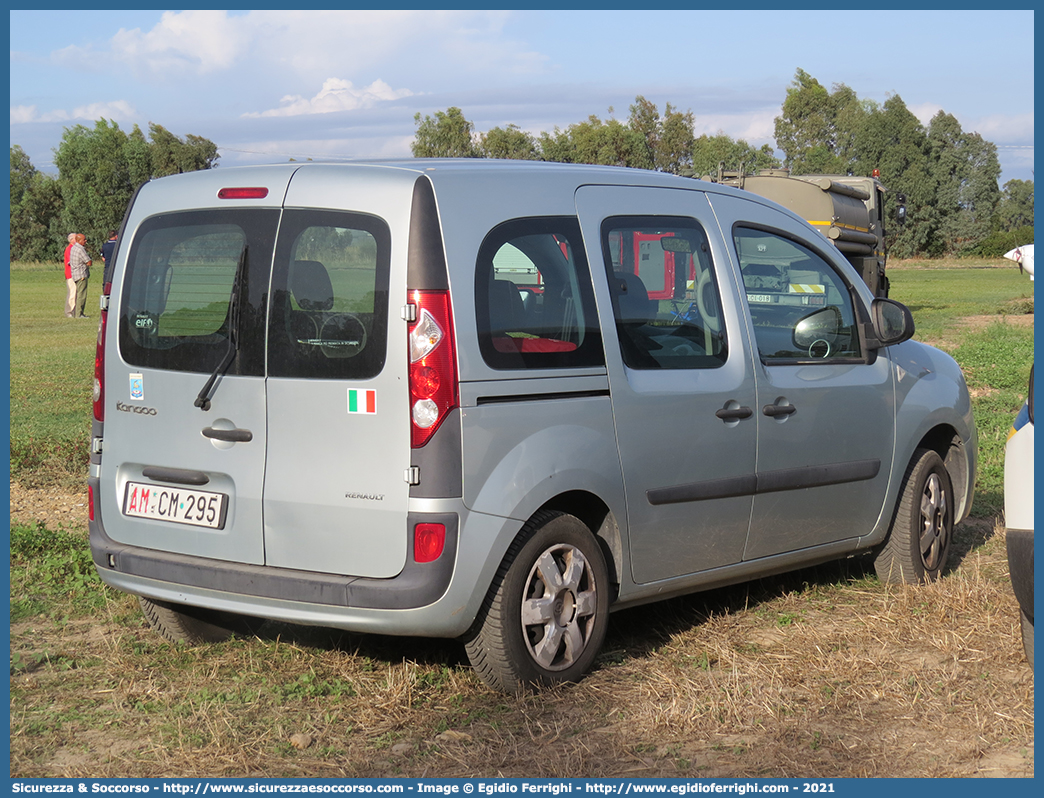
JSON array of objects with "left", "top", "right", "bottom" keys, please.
[
  {"left": 476, "top": 217, "right": 603, "bottom": 370},
  {"left": 119, "top": 209, "right": 277, "bottom": 375},
  {"left": 268, "top": 210, "right": 390, "bottom": 380},
  {"left": 601, "top": 216, "right": 727, "bottom": 370},
  {"left": 734, "top": 227, "right": 862, "bottom": 363}
]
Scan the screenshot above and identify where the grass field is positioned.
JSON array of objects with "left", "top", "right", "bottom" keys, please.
[{"left": 8, "top": 257, "right": 1035, "bottom": 778}]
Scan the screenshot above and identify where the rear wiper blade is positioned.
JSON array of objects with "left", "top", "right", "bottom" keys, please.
[{"left": 195, "top": 246, "right": 247, "bottom": 411}]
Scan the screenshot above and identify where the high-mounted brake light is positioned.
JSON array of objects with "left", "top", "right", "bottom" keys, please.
[
  {"left": 407, "top": 290, "right": 457, "bottom": 448},
  {"left": 92, "top": 282, "right": 111, "bottom": 422},
  {"left": 218, "top": 187, "right": 269, "bottom": 200}
]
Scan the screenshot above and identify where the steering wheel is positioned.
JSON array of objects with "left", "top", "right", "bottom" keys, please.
[
  {"left": 670, "top": 342, "right": 702, "bottom": 357},
  {"left": 318, "top": 313, "right": 367, "bottom": 358},
  {"left": 807, "top": 339, "right": 832, "bottom": 359}
]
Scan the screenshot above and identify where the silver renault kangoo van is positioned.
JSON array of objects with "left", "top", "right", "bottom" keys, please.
[{"left": 89, "top": 160, "right": 976, "bottom": 691}]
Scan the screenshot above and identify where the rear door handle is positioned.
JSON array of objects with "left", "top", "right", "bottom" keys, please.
[
  {"left": 763, "top": 404, "right": 796, "bottom": 417},
  {"left": 202, "top": 426, "right": 253, "bottom": 443},
  {"left": 715, "top": 406, "right": 753, "bottom": 421}
]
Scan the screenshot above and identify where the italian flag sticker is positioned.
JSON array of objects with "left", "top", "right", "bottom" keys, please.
[{"left": 347, "top": 389, "right": 377, "bottom": 415}]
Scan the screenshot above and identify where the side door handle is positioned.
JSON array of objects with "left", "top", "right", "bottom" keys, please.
[
  {"left": 763, "top": 403, "right": 796, "bottom": 417},
  {"left": 715, "top": 406, "right": 753, "bottom": 421},
  {"left": 202, "top": 426, "right": 253, "bottom": 443}
]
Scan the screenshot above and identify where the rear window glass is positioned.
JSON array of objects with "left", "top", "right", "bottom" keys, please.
[
  {"left": 475, "top": 217, "right": 603, "bottom": 370},
  {"left": 267, "top": 210, "right": 391, "bottom": 380},
  {"left": 118, "top": 210, "right": 277, "bottom": 375}
]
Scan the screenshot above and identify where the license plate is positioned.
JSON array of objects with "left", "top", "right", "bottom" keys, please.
[
  {"left": 747, "top": 293, "right": 775, "bottom": 304},
  {"left": 123, "top": 482, "right": 228, "bottom": 529}
]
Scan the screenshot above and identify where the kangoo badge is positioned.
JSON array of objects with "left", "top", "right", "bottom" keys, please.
[{"left": 129, "top": 373, "right": 144, "bottom": 401}]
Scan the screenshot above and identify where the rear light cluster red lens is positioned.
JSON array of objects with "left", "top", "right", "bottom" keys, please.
[
  {"left": 407, "top": 290, "right": 457, "bottom": 448},
  {"left": 93, "top": 282, "right": 111, "bottom": 422},
  {"left": 414, "top": 523, "right": 446, "bottom": 563}
]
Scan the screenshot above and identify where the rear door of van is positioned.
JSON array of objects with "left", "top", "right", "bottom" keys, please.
[
  {"left": 103, "top": 175, "right": 285, "bottom": 565},
  {"left": 260, "top": 168, "right": 411, "bottom": 578}
]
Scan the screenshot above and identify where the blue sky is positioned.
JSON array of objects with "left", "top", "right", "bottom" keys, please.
[{"left": 9, "top": 9, "right": 1036, "bottom": 183}]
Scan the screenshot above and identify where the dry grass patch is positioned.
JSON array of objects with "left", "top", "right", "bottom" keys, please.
[{"left": 10, "top": 522, "right": 1034, "bottom": 779}]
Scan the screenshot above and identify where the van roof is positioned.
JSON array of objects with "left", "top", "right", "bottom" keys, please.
[
  {"left": 195, "top": 158, "right": 720, "bottom": 189},
  {"left": 135, "top": 158, "right": 806, "bottom": 228}
]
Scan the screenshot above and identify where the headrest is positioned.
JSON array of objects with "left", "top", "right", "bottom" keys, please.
[{"left": 291, "top": 260, "right": 334, "bottom": 311}]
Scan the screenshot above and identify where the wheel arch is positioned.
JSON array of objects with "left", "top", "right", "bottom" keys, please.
[
  {"left": 536, "top": 490, "right": 623, "bottom": 599},
  {"left": 915, "top": 424, "right": 974, "bottom": 523}
]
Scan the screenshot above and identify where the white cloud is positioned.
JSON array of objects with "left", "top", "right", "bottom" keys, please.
[
  {"left": 908, "top": 102, "right": 944, "bottom": 126},
  {"left": 10, "top": 105, "right": 39, "bottom": 124},
  {"left": 219, "top": 134, "right": 415, "bottom": 164},
  {"left": 693, "top": 109, "right": 778, "bottom": 145},
  {"left": 66, "top": 10, "right": 545, "bottom": 82},
  {"left": 967, "top": 112, "right": 1034, "bottom": 144},
  {"left": 910, "top": 104, "right": 1034, "bottom": 145},
  {"left": 107, "top": 10, "right": 248, "bottom": 75},
  {"left": 243, "top": 78, "right": 414, "bottom": 118},
  {"left": 9, "top": 100, "right": 137, "bottom": 124}
]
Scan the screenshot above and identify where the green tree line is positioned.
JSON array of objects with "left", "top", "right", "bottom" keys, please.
[
  {"left": 412, "top": 70, "right": 1033, "bottom": 258},
  {"left": 10, "top": 120, "right": 218, "bottom": 263}
]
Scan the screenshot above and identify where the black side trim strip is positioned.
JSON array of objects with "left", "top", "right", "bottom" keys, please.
[
  {"left": 648, "top": 474, "right": 758, "bottom": 506},
  {"left": 647, "top": 459, "right": 881, "bottom": 506},
  {"left": 141, "top": 467, "right": 210, "bottom": 486},
  {"left": 89, "top": 511, "right": 458, "bottom": 610},
  {"left": 477, "top": 389, "right": 611, "bottom": 406},
  {"left": 757, "top": 459, "right": 880, "bottom": 494}
]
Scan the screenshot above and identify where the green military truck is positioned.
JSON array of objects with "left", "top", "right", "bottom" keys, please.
[{"left": 702, "top": 166, "right": 903, "bottom": 298}]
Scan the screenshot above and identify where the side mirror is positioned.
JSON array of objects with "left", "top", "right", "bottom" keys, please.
[
  {"left": 869, "top": 298, "right": 915, "bottom": 349},
  {"left": 895, "top": 194, "right": 907, "bottom": 227}
]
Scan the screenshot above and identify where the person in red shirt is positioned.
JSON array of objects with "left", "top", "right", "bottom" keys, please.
[{"left": 63, "top": 233, "right": 77, "bottom": 318}]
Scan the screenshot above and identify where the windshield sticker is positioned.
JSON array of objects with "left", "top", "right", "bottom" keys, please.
[
  {"left": 347, "top": 389, "right": 377, "bottom": 415},
  {"left": 129, "top": 373, "right": 144, "bottom": 401}
]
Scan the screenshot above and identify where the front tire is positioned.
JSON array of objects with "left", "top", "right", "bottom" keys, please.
[
  {"left": 139, "top": 597, "right": 263, "bottom": 645},
  {"left": 874, "top": 448, "right": 954, "bottom": 584},
  {"left": 464, "top": 510, "right": 610, "bottom": 692}
]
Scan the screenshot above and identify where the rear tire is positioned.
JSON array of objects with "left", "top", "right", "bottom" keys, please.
[
  {"left": 464, "top": 510, "right": 610, "bottom": 692},
  {"left": 139, "top": 597, "right": 263, "bottom": 645},
  {"left": 874, "top": 448, "right": 954, "bottom": 584}
]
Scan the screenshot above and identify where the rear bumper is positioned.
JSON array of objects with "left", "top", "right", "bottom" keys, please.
[
  {"left": 90, "top": 512, "right": 457, "bottom": 611},
  {"left": 1005, "top": 527, "right": 1034, "bottom": 621},
  {"left": 89, "top": 472, "right": 478, "bottom": 635}
]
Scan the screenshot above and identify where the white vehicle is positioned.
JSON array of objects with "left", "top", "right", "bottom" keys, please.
[
  {"left": 1003, "top": 244, "right": 1034, "bottom": 280},
  {"left": 1004, "top": 365, "right": 1034, "bottom": 665}
]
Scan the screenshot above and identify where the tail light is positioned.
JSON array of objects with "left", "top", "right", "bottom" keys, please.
[
  {"left": 414, "top": 523, "right": 446, "bottom": 563},
  {"left": 92, "top": 282, "right": 111, "bottom": 422},
  {"left": 408, "top": 290, "right": 457, "bottom": 448}
]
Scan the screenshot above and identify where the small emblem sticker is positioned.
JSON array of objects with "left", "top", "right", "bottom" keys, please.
[
  {"left": 347, "top": 389, "right": 376, "bottom": 415},
  {"left": 129, "top": 373, "right": 144, "bottom": 401}
]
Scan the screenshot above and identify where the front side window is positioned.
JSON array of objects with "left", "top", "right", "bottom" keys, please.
[
  {"left": 476, "top": 217, "right": 603, "bottom": 370},
  {"left": 119, "top": 209, "right": 277, "bottom": 375},
  {"left": 268, "top": 210, "right": 390, "bottom": 380},
  {"left": 734, "top": 227, "right": 862, "bottom": 363},
  {"left": 601, "top": 216, "right": 727, "bottom": 370}
]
